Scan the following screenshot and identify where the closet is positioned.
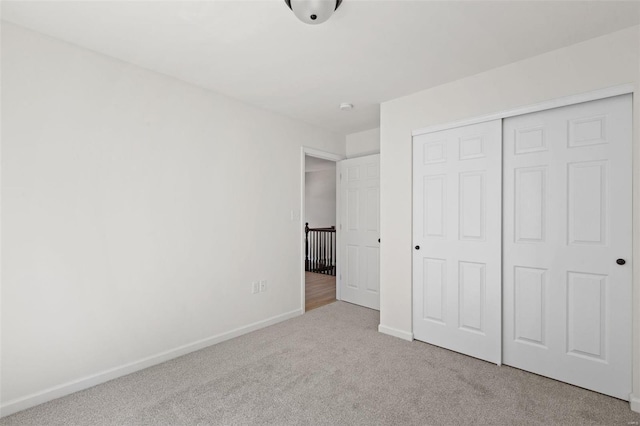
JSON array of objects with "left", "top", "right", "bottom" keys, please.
[{"left": 412, "top": 94, "right": 632, "bottom": 400}]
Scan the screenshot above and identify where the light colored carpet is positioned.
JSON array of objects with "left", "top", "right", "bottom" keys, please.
[{"left": 2, "top": 301, "right": 639, "bottom": 425}]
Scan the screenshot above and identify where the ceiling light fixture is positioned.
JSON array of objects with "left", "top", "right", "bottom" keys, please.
[
  {"left": 284, "top": 0, "right": 343, "bottom": 25},
  {"left": 339, "top": 103, "right": 354, "bottom": 111}
]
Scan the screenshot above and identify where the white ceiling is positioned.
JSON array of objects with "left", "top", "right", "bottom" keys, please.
[{"left": 3, "top": 1, "right": 639, "bottom": 136}]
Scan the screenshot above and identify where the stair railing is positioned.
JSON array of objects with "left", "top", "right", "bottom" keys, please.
[{"left": 304, "top": 223, "right": 336, "bottom": 276}]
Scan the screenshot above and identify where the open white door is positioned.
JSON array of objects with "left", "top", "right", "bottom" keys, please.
[
  {"left": 338, "top": 154, "right": 380, "bottom": 310},
  {"left": 502, "top": 94, "right": 632, "bottom": 400},
  {"left": 412, "top": 120, "right": 502, "bottom": 364}
]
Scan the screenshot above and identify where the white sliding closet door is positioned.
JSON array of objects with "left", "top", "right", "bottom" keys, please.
[
  {"left": 339, "top": 154, "right": 380, "bottom": 310},
  {"left": 502, "top": 94, "right": 632, "bottom": 400},
  {"left": 413, "top": 120, "right": 502, "bottom": 364}
]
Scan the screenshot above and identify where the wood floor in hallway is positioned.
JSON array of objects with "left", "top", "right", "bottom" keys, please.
[{"left": 305, "top": 272, "right": 336, "bottom": 311}]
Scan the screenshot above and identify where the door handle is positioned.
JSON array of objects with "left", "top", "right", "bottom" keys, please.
[
  {"left": 617, "top": 258, "right": 626, "bottom": 265},
  {"left": 415, "top": 245, "right": 420, "bottom": 250}
]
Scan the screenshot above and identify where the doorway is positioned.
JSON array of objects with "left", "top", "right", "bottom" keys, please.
[
  {"left": 301, "top": 148, "right": 342, "bottom": 312},
  {"left": 300, "top": 148, "right": 381, "bottom": 313}
]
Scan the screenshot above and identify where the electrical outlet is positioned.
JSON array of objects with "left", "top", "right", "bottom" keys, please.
[
  {"left": 259, "top": 280, "right": 267, "bottom": 292},
  {"left": 252, "top": 281, "right": 260, "bottom": 294}
]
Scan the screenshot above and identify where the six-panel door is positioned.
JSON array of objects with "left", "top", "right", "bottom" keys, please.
[
  {"left": 339, "top": 154, "right": 381, "bottom": 310},
  {"left": 412, "top": 120, "right": 502, "bottom": 364},
  {"left": 502, "top": 94, "right": 632, "bottom": 400}
]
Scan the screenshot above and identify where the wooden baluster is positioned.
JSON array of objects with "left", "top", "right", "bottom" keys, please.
[
  {"left": 330, "top": 230, "right": 334, "bottom": 276},
  {"left": 324, "top": 231, "right": 328, "bottom": 275},
  {"left": 326, "top": 231, "right": 329, "bottom": 275},
  {"left": 326, "top": 231, "right": 329, "bottom": 274},
  {"left": 305, "top": 223, "right": 309, "bottom": 272},
  {"left": 333, "top": 229, "right": 336, "bottom": 276},
  {"left": 309, "top": 231, "right": 312, "bottom": 272},
  {"left": 328, "top": 231, "right": 331, "bottom": 275},
  {"left": 322, "top": 231, "right": 329, "bottom": 274},
  {"left": 321, "top": 231, "right": 325, "bottom": 274},
  {"left": 319, "top": 231, "right": 322, "bottom": 273},
  {"left": 319, "top": 232, "right": 322, "bottom": 273},
  {"left": 312, "top": 231, "right": 316, "bottom": 272},
  {"left": 318, "top": 231, "right": 321, "bottom": 274}
]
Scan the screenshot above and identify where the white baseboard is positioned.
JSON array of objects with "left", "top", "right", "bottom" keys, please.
[
  {"left": 630, "top": 393, "right": 640, "bottom": 413},
  {"left": 378, "top": 324, "right": 413, "bottom": 341},
  {"left": 1, "top": 309, "right": 303, "bottom": 418}
]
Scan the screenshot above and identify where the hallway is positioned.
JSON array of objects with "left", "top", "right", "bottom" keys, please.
[{"left": 305, "top": 272, "right": 336, "bottom": 311}]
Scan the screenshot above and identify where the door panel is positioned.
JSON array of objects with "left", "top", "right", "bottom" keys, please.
[
  {"left": 513, "top": 266, "right": 546, "bottom": 347},
  {"left": 503, "top": 94, "right": 632, "bottom": 400},
  {"left": 339, "top": 154, "right": 380, "bottom": 310},
  {"left": 412, "top": 120, "right": 502, "bottom": 364}
]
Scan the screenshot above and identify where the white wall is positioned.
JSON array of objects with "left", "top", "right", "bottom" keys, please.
[
  {"left": 305, "top": 168, "right": 336, "bottom": 228},
  {"left": 346, "top": 127, "right": 379, "bottom": 158},
  {"left": 379, "top": 25, "right": 640, "bottom": 396},
  {"left": 1, "top": 23, "right": 344, "bottom": 413}
]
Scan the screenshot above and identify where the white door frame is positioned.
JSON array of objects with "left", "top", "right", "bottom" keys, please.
[
  {"left": 410, "top": 83, "right": 638, "bottom": 407},
  {"left": 300, "top": 147, "right": 345, "bottom": 313}
]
